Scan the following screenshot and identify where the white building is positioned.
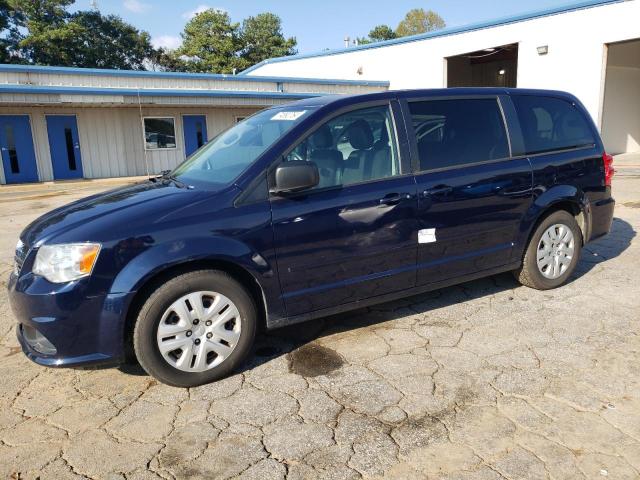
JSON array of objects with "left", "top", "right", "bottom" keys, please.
[
  {"left": 244, "top": 0, "right": 640, "bottom": 156},
  {"left": 0, "top": 66, "right": 387, "bottom": 184}
]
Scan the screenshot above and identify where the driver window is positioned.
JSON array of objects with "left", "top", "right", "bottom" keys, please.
[{"left": 284, "top": 105, "right": 400, "bottom": 189}]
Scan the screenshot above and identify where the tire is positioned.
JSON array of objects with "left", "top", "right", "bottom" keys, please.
[
  {"left": 133, "top": 270, "right": 257, "bottom": 387},
  {"left": 514, "top": 210, "right": 582, "bottom": 290}
]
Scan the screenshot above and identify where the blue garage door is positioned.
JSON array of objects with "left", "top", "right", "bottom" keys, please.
[
  {"left": 0, "top": 115, "right": 39, "bottom": 184},
  {"left": 46, "top": 115, "right": 84, "bottom": 180},
  {"left": 183, "top": 115, "right": 208, "bottom": 157}
]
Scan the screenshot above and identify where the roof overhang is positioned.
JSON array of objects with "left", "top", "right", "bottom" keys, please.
[
  {"left": 0, "top": 84, "right": 323, "bottom": 107},
  {"left": 0, "top": 64, "right": 389, "bottom": 107},
  {"left": 0, "top": 64, "right": 389, "bottom": 87}
]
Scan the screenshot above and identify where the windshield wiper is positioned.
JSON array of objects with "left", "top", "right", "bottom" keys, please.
[{"left": 150, "top": 170, "right": 191, "bottom": 189}]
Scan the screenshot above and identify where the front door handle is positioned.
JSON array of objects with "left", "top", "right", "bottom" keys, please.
[
  {"left": 379, "top": 193, "right": 410, "bottom": 206},
  {"left": 423, "top": 185, "right": 453, "bottom": 197}
]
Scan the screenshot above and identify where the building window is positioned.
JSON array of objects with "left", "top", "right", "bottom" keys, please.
[
  {"left": 64, "top": 127, "right": 77, "bottom": 170},
  {"left": 143, "top": 117, "right": 176, "bottom": 149},
  {"left": 4, "top": 124, "right": 19, "bottom": 173}
]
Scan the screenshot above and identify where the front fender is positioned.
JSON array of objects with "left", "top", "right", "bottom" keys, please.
[{"left": 108, "top": 235, "right": 285, "bottom": 320}]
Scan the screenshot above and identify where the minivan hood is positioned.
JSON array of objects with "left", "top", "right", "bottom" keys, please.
[{"left": 21, "top": 180, "right": 209, "bottom": 247}]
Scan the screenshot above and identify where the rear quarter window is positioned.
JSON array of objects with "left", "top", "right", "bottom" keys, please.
[{"left": 512, "top": 95, "right": 596, "bottom": 155}]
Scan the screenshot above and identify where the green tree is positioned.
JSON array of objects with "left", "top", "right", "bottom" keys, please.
[
  {"left": 240, "top": 12, "right": 296, "bottom": 66},
  {"left": 150, "top": 47, "right": 189, "bottom": 72},
  {"left": 395, "top": 8, "right": 445, "bottom": 37},
  {"left": 11, "top": 0, "right": 73, "bottom": 64},
  {"left": 156, "top": 10, "right": 297, "bottom": 73},
  {"left": 174, "top": 9, "right": 246, "bottom": 74},
  {"left": 12, "top": 0, "right": 71, "bottom": 27},
  {"left": 62, "top": 11, "right": 154, "bottom": 69},
  {"left": 0, "top": 0, "right": 13, "bottom": 62},
  {"left": 11, "top": 0, "right": 154, "bottom": 68},
  {"left": 368, "top": 24, "right": 396, "bottom": 42},
  {"left": 352, "top": 24, "right": 397, "bottom": 46}
]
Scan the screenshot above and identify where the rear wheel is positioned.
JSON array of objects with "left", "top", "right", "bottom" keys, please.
[
  {"left": 514, "top": 210, "right": 582, "bottom": 290},
  {"left": 133, "top": 270, "right": 256, "bottom": 387}
]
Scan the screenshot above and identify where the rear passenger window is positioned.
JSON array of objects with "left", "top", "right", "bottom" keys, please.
[
  {"left": 284, "top": 105, "right": 400, "bottom": 189},
  {"left": 512, "top": 95, "right": 596, "bottom": 155},
  {"left": 409, "top": 98, "right": 510, "bottom": 171}
]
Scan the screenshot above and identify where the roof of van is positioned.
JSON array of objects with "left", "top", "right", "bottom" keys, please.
[{"left": 279, "top": 88, "right": 578, "bottom": 109}]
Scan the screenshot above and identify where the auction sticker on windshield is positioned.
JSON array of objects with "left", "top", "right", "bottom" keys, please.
[{"left": 271, "top": 111, "right": 307, "bottom": 121}]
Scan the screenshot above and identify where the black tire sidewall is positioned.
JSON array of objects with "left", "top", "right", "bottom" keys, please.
[
  {"left": 133, "top": 270, "right": 256, "bottom": 388},
  {"left": 524, "top": 211, "right": 582, "bottom": 289}
]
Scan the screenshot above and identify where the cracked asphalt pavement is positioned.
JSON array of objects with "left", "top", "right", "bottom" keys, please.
[{"left": 0, "top": 174, "right": 638, "bottom": 479}]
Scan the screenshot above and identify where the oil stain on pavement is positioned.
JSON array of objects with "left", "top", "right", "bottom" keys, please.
[{"left": 288, "top": 343, "right": 344, "bottom": 377}]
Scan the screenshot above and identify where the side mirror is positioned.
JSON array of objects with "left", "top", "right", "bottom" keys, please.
[{"left": 271, "top": 161, "right": 319, "bottom": 194}]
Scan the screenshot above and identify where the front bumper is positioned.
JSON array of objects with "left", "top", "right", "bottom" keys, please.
[{"left": 8, "top": 272, "right": 135, "bottom": 368}]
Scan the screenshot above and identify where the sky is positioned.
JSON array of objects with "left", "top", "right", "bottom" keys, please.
[{"left": 73, "top": 0, "right": 578, "bottom": 54}]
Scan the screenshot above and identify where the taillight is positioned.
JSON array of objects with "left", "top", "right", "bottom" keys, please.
[{"left": 603, "top": 152, "right": 614, "bottom": 187}]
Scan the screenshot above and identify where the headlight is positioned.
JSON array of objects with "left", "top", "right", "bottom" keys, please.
[{"left": 33, "top": 243, "right": 101, "bottom": 283}]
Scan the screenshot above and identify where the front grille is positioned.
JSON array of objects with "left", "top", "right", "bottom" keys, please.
[{"left": 14, "top": 240, "right": 27, "bottom": 275}]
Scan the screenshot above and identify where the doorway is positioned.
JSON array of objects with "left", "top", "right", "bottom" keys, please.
[
  {"left": 446, "top": 43, "right": 518, "bottom": 88},
  {"left": 0, "top": 115, "right": 39, "bottom": 184},
  {"left": 46, "top": 115, "right": 84, "bottom": 180},
  {"left": 601, "top": 39, "right": 640, "bottom": 155},
  {"left": 183, "top": 115, "right": 208, "bottom": 157}
]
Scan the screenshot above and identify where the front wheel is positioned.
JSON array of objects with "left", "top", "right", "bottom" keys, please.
[
  {"left": 133, "top": 270, "right": 256, "bottom": 387},
  {"left": 514, "top": 210, "right": 582, "bottom": 290}
]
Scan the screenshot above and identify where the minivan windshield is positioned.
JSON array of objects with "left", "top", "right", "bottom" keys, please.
[{"left": 172, "top": 106, "right": 317, "bottom": 188}]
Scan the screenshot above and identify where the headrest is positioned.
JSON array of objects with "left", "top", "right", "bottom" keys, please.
[
  {"left": 310, "top": 124, "right": 333, "bottom": 149},
  {"left": 348, "top": 120, "right": 374, "bottom": 150},
  {"left": 377, "top": 125, "right": 389, "bottom": 145}
]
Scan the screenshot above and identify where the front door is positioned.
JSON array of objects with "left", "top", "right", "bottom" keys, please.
[
  {"left": 46, "top": 115, "right": 83, "bottom": 180},
  {"left": 0, "top": 115, "right": 38, "bottom": 184},
  {"left": 183, "top": 115, "right": 208, "bottom": 157},
  {"left": 405, "top": 96, "right": 533, "bottom": 285},
  {"left": 270, "top": 103, "right": 418, "bottom": 317}
]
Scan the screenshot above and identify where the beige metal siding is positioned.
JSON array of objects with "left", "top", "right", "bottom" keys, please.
[
  {"left": 0, "top": 106, "right": 260, "bottom": 183},
  {"left": 0, "top": 66, "right": 388, "bottom": 184}
]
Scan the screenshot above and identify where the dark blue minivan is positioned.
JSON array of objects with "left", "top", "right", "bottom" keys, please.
[{"left": 8, "top": 89, "right": 615, "bottom": 386}]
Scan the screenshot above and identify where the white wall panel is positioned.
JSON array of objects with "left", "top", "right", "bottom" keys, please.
[
  {"left": 247, "top": 1, "right": 640, "bottom": 126},
  {"left": 602, "top": 66, "right": 640, "bottom": 153}
]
